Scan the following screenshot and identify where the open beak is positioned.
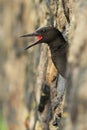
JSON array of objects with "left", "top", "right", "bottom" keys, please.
[{"left": 20, "top": 32, "right": 43, "bottom": 50}]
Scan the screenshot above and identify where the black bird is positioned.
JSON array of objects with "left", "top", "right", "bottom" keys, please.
[{"left": 20, "top": 26, "right": 68, "bottom": 78}]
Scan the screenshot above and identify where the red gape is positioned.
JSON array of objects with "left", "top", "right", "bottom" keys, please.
[{"left": 37, "top": 35, "right": 43, "bottom": 40}]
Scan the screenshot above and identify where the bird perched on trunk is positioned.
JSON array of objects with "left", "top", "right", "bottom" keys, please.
[{"left": 20, "top": 26, "right": 68, "bottom": 78}]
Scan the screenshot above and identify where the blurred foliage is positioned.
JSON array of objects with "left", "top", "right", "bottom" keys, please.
[{"left": 0, "top": 111, "right": 8, "bottom": 130}]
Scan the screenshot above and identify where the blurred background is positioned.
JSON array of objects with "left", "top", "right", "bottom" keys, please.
[{"left": 0, "top": 0, "right": 45, "bottom": 130}]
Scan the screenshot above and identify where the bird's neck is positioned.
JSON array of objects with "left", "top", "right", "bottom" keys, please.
[
  {"left": 48, "top": 38, "right": 68, "bottom": 54},
  {"left": 48, "top": 38, "right": 68, "bottom": 77}
]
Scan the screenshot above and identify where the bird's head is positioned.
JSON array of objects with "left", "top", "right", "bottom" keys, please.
[{"left": 20, "top": 26, "right": 59, "bottom": 50}]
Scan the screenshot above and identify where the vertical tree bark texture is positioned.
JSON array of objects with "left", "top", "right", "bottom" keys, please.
[
  {"left": 35, "top": 0, "right": 87, "bottom": 129},
  {"left": 35, "top": 1, "right": 69, "bottom": 129},
  {"left": 65, "top": 0, "right": 87, "bottom": 130}
]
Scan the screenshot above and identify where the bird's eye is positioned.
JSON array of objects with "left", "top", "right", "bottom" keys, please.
[{"left": 42, "top": 29, "right": 46, "bottom": 33}]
